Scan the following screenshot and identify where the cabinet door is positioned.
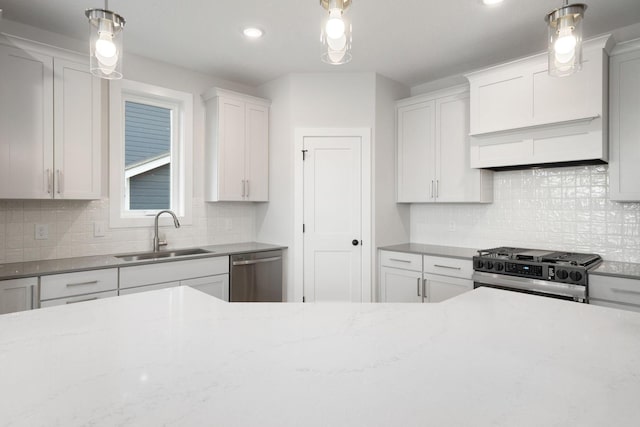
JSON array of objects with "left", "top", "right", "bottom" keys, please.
[
  {"left": 0, "top": 277, "right": 38, "bottom": 314},
  {"left": 244, "top": 102, "right": 269, "bottom": 201},
  {"left": 609, "top": 46, "right": 640, "bottom": 201},
  {"left": 397, "top": 101, "right": 436, "bottom": 202},
  {"left": 469, "top": 66, "right": 532, "bottom": 135},
  {"left": 380, "top": 266, "right": 422, "bottom": 303},
  {"left": 0, "top": 45, "right": 54, "bottom": 199},
  {"left": 424, "top": 273, "right": 472, "bottom": 303},
  {"left": 218, "top": 97, "right": 246, "bottom": 201},
  {"left": 40, "top": 290, "right": 117, "bottom": 308},
  {"left": 531, "top": 54, "right": 602, "bottom": 126},
  {"left": 53, "top": 58, "right": 101, "bottom": 199},
  {"left": 182, "top": 274, "right": 229, "bottom": 302},
  {"left": 435, "top": 92, "right": 482, "bottom": 202},
  {"left": 119, "top": 281, "right": 180, "bottom": 296}
]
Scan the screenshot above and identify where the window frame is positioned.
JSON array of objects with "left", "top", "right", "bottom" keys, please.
[{"left": 109, "top": 79, "right": 193, "bottom": 228}]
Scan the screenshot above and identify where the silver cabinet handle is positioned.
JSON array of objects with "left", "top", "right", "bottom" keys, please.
[
  {"left": 66, "top": 296, "right": 98, "bottom": 304},
  {"left": 389, "top": 258, "right": 411, "bottom": 263},
  {"left": 417, "top": 277, "right": 421, "bottom": 297},
  {"left": 46, "top": 169, "right": 52, "bottom": 194},
  {"left": 611, "top": 288, "right": 640, "bottom": 296},
  {"left": 56, "top": 170, "right": 62, "bottom": 194},
  {"left": 66, "top": 280, "right": 99, "bottom": 287},
  {"left": 430, "top": 180, "right": 434, "bottom": 198},
  {"left": 436, "top": 180, "right": 439, "bottom": 198},
  {"left": 423, "top": 278, "right": 427, "bottom": 303},
  {"left": 246, "top": 180, "right": 249, "bottom": 198},
  {"left": 241, "top": 180, "right": 246, "bottom": 198},
  {"left": 232, "top": 256, "right": 282, "bottom": 266},
  {"left": 433, "top": 264, "right": 462, "bottom": 270}
]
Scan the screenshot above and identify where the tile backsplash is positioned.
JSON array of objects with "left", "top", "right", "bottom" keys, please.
[
  {"left": 0, "top": 198, "right": 256, "bottom": 263},
  {"left": 411, "top": 165, "right": 640, "bottom": 263}
]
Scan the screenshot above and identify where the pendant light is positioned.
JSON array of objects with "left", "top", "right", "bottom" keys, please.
[
  {"left": 320, "top": 0, "right": 352, "bottom": 65},
  {"left": 85, "top": 0, "right": 125, "bottom": 80},
  {"left": 545, "top": 1, "right": 587, "bottom": 77}
]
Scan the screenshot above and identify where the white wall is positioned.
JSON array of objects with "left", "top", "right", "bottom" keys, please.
[
  {"left": 410, "top": 165, "right": 640, "bottom": 263},
  {"left": 257, "top": 72, "right": 410, "bottom": 301},
  {"left": 0, "top": 21, "right": 258, "bottom": 263}
]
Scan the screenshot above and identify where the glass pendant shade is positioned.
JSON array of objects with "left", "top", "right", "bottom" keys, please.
[
  {"left": 320, "top": 0, "right": 352, "bottom": 65},
  {"left": 545, "top": 3, "right": 586, "bottom": 77},
  {"left": 86, "top": 8, "right": 125, "bottom": 80}
]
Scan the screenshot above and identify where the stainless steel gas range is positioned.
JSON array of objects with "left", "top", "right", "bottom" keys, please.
[{"left": 472, "top": 247, "right": 603, "bottom": 303}]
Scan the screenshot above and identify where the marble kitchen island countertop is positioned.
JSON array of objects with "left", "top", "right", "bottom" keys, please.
[
  {"left": 591, "top": 260, "right": 640, "bottom": 280},
  {"left": 1, "top": 287, "right": 639, "bottom": 426},
  {"left": 379, "top": 242, "right": 479, "bottom": 259},
  {"left": 0, "top": 242, "right": 286, "bottom": 280}
]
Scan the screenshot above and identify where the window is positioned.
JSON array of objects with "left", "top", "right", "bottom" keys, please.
[{"left": 109, "top": 80, "right": 193, "bottom": 227}]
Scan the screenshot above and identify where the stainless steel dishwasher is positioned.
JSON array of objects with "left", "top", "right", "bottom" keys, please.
[{"left": 230, "top": 250, "right": 283, "bottom": 302}]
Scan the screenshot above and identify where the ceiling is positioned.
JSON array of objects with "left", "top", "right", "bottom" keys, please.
[{"left": 1, "top": 0, "right": 639, "bottom": 87}]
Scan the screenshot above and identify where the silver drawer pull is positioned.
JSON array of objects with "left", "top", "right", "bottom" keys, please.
[
  {"left": 611, "top": 288, "right": 640, "bottom": 296},
  {"left": 66, "top": 280, "right": 99, "bottom": 287},
  {"left": 389, "top": 258, "right": 411, "bottom": 263},
  {"left": 433, "top": 264, "right": 461, "bottom": 270},
  {"left": 66, "top": 297, "right": 98, "bottom": 304},
  {"left": 417, "top": 278, "right": 421, "bottom": 297}
]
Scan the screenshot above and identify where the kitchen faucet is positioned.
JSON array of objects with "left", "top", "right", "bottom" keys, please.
[{"left": 153, "top": 210, "right": 180, "bottom": 252}]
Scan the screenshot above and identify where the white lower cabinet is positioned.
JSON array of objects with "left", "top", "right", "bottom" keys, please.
[
  {"left": 182, "top": 275, "right": 229, "bottom": 302},
  {"left": 424, "top": 274, "right": 473, "bottom": 303},
  {"left": 119, "top": 282, "right": 180, "bottom": 296},
  {"left": 119, "top": 257, "right": 230, "bottom": 299},
  {"left": 380, "top": 267, "right": 423, "bottom": 303},
  {"left": 379, "top": 250, "right": 473, "bottom": 303},
  {"left": 589, "top": 274, "right": 640, "bottom": 313},
  {"left": 40, "top": 269, "right": 118, "bottom": 307},
  {"left": 40, "top": 291, "right": 118, "bottom": 308},
  {"left": 0, "top": 277, "right": 38, "bottom": 314}
]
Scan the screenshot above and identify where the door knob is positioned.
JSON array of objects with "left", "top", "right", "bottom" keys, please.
[{"left": 352, "top": 239, "right": 359, "bottom": 246}]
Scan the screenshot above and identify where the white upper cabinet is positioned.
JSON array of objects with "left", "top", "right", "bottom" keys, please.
[
  {"left": 202, "top": 88, "right": 270, "bottom": 202},
  {"left": 465, "top": 35, "right": 612, "bottom": 169},
  {"left": 0, "top": 38, "right": 101, "bottom": 199},
  {"left": 396, "top": 86, "right": 493, "bottom": 203},
  {"left": 609, "top": 39, "right": 640, "bottom": 202}
]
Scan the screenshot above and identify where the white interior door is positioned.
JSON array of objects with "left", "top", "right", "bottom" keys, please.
[{"left": 303, "top": 136, "right": 362, "bottom": 302}]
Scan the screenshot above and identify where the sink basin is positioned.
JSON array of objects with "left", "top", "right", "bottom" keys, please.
[{"left": 115, "top": 248, "right": 213, "bottom": 262}]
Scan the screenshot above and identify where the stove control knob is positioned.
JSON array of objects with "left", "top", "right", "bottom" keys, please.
[
  {"left": 569, "top": 271, "right": 583, "bottom": 282},
  {"left": 556, "top": 270, "right": 569, "bottom": 280},
  {"left": 476, "top": 260, "right": 484, "bottom": 269},
  {"left": 495, "top": 262, "right": 504, "bottom": 271},
  {"left": 486, "top": 261, "right": 494, "bottom": 270}
]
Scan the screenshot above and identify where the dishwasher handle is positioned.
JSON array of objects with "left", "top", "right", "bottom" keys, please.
[{"left": 232, "top": 256, "right": 282, "bottom": 266}]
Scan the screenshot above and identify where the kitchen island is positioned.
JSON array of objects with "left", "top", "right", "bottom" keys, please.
[{"left": 1, "top": 287, "right": 639, "bottom": 426}]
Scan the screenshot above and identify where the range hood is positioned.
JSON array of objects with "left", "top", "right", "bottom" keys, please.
[{"left": 465, "top": 35, "right": 614, "bottom": 170}]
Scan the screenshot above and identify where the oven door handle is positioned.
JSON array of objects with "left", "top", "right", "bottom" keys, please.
[{"left": 472, "top": 271, "right": 586, "bottom": 300}]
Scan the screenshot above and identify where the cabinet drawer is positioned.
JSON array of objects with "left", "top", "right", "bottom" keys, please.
[
  {"left": 423, "top": 255, "right": 473, "bottom": 279},
  {"left": 590, "top": 275, "right": 640, "bottom": 306},
  {"left": 40, "top": 269, "right": 118, "bottom": 300},
  {"left": 40, "top": 290, "right": 117, "bottom": 308},
  {"left": 120, "top": 256, "right": 229, "bottom": 289},
  {"left": 119, "top": 282, "right": 180, "bottom": 296},
  {"left": 380, "top": 251, "right": 422, "bottom": 272}
]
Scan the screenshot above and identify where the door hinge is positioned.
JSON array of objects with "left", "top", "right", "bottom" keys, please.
[{"left": 302, "top": 149, "right": 308, "bottom": 161}]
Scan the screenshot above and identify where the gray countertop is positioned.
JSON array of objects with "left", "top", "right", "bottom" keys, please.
[
  {"left": 0, "top": 242, "right": 286, "bottom": 281},
  {"left": 379, "top": 243, "right": 479, "bottom": 260},
  {"left": 591, "top": 261, "right": 640, "bottom": 280}
]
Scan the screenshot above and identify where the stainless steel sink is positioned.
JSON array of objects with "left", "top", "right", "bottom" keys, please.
[{"left": 115, "top": 248, "right": 213, "bottom": 262}]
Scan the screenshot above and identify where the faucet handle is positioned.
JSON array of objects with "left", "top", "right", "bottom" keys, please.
[{"left": 158, "top": 240, "right": 168, "bottom": 248}]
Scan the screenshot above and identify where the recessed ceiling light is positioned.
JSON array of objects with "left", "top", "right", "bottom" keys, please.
[
  {"left": 243, "top": 27, "right": 264, "bottom": 39},
  {"left": 482, "top": 0, "right": 504, "bottom": 5}
]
